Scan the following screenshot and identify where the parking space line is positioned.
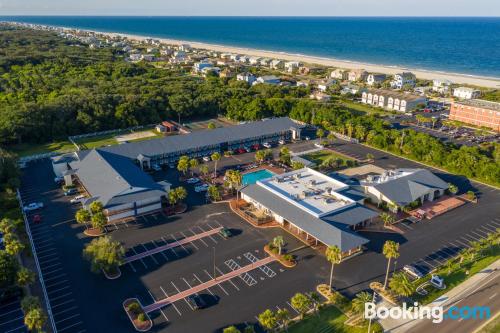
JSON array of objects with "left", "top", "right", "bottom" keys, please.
[
  {"left": 51, "top": 299, "right": 75, "bottom": 309},
  {"left": 160, "top": 287, "right": 182, "bottom": 316},
  {"left": 36, "top": 247, "right": 56, "bottom": 255},
  {"left": 53, "top": 306, "right": 78, "bottom": 317},
  {"left": 58, "top": 321, "right": 83, "bottom": 332},
  {"left": 473, "top": 229, "right": 488, "bottom": 237},
  {"left": 171, "top": 281, "right": 194, "bottom": 310},
  {"left": 180, "top": 231, "right": 198, "bottom": 250},
  {"left": 34, "top": 242, "right": 56, "bottom": 251},
  {"left": 441, "top": 248, "right": 457, "bottom": 256},
  {"left": 455, "top": 239, "right": 470, "bottom": 248},
  {"left": 197, "top": 226, "right": 217, "bottom": 244},
  {"left": 38, "top": 251, "right": 59, "bottom": 260},
  {"left": 141, "top": 244, "right": 159, "bottom": 265},
  {"left": 33, "top": 238, "right": 54, "bottom": 245},
  {"left": 193, "top": 273, "right": 214, "bottom": 296},
  {"left": 148, "top": 290, "right": 169, "bottom": 322},
  {"left": 151, "top": 240, "right": 169, "bottom": 261},
  {"left": 420, "top": 259, "right": 437, "bottom": 268},
  {"left": 162, "top": 236, "right": 180, "bottom": 258},
  {"left": 215, "top": 266, "right": 239, "bottom": 291},
  {"left": 189, "top": 228, "right": 208, "bottom": 247},
  {"left": 55, "top": 313, "right": 80, "bottom": 325},
  {"left": 287, "top": 302, "right": 300, "bottom": 314},
  {"left": 31, "top": 229, "right": 52, "bottom": 237},
  {"left": 170, "top": 234, "right": 190, "bottom": 255},
  {"left": 44, "top": 267, "right": 64, "bottom": 276},
  {"left": 48, "top": 285, "right": 71, "bottom": 296},
  {"left": 50, "top": 292, "right": 73, "bottom": 302},
  {"left": 44, "top": 273, "right": 66, "bottom": 282},
  {"left": 46, "top": 279, "right": 68, "bottom": 289},
  {"left": 448, "top": 241, "right": 463, "bottom": 249},
  {"left": 4, "top": 325, "right": 26, "bottom": 333},
  {"left": 0, "top": 307, "right": 22, "bottom": 317},
  {"left": 463, "top": 234, "right": 480, "bottom": 242},
  {"left": 0, "top": 316, "right": 24, "bottom": 326},
  {"left": 204, "top": 269, "right": 229, "bottom": 295},
  {"left": 483, "top": 224, "right": 497, "bottom": 232},
  {"left": 131, "top": 247, "right": 148, "bottom": 269},
  {"left": 0, "top": 300, "right": 20, "bottom": 310}
]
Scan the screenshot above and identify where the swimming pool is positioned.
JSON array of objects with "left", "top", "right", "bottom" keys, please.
[{"left": 242, "top": 169, "right": 275, "bottom": 185}]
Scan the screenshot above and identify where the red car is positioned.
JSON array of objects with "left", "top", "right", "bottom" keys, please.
[
  {"left": 32, "top": 215, "right": 42, "bottom": 224},
  {"left": 252, "top": 144, "right": 260, "bottom": 150}
]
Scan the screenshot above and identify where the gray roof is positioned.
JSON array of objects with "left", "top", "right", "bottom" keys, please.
[
  {"left": 99, "top": 117, "right": 301, "bottom": 160},
  {"left": 241, "top": 184, "right": 372, "bottom": 251},
  {"left": 370, "top": 169, "right": 448, "bottom": 206},
  {"left": 73, "top": 149, "right": 167, "bottom": 208}
]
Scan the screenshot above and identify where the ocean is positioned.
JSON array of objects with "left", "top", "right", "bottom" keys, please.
[{"left": 2, "top": 16, "right": 500, "bottom": 78}]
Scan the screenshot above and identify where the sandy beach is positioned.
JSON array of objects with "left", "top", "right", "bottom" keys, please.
[{"left": 54, "top": 26, "right": 500, "bottom": 89}]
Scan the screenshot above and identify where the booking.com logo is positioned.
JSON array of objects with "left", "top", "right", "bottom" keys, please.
[{"left": 365, "top": 302, "right": 491, "bottom": 323}]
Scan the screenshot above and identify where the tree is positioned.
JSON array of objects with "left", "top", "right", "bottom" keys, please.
[
  {"left": 291, "top": 161, "right": 304, "bottom": 170},
  {"left": 189, "top": 158, "right": 199, "bottom": 176},
  {"left": 199, "top": 164, "right": 209, "bottom": 178},
  {"left": 325, "top": 245, "right": 342, "bottom": 290},
  {"left": 168, "top": 188, "right": 179, "bottom": 206},
  {"left": 4, "top": 233, "right": 25, "bottom": 256},
  {"left": 0, "top": 218, "right": 17, "bottom": 234},
  {"left": 91, "top": 211, "right": 107, "bottom": 231},
  {"left": 89, "top": 201, "right": 103, "bottom": 215},
  {"left": 290, "top": 293, "right": 311, "bottom": 319},
  {"left": 279, "top": 147, "right": 291, "bottom": 165},
  {"left": 308, "top": 292, "right": 321, "bottom": 317},
  {"left": 255, "top": 149, "right": 273, "bottom": 164},
  {"left": 0, "top": 251, "right": 19, "bottom": 288},
  {"left": 21, "top": 296, "right": 41, "bottom": 313},
  {"left": 207, "top": 122, "right": 216, "bottom": 130},
  {"left": 273, "top": 236, "right": 284, "bottom": 255},
  {"left": 83, "top": 236, "right": 125, "bottom": 273},
  {"left": 176, "top": 186, "right": 187, "bottom": 203},
  {"left": 327, "top": 132, "right": 336, "bottom": 144},
  {"left": 208, "top": 185, "right": 222, "bottom": 202},
  {"left": 448, "top": 183, "right": 458, "bottom": 195},
  {"left": 243, "top": 325, "right": 255, "bottom": 333},
  {"left": 258, "top": 309, "right": 277, "bottom": 331},
  {"left": 24, "top": 307, "right": 47, "bottom": 332},
  {"left": 366, "top": 153, "right": 374, "bottom": 161},
  {"left": 380, "top": 212, "right": 396, "bottom": 226},
  {"left": 177, "top": 157, "right": 189, "bottom": 176},
  {"left": 75, "top": 209, "right": 91, "bottom": 224},
  {"left": 389, "top": 272, "right": 414, "bottom": 297},
  {"left": 276, "top": 308, "right": 291, "bottom": 331},
  {"left": 351, "top": 291, "right": 372, "bottom": 315},
  {"left": 17, "top": 267, "right": 35, "bottom": 287},
  {"left": 223, "top": 326, "right": 241, "bottom": 333},
  {"left": 211, "top": 152, "right": 221, "bottom": 177},
  {"left": 383, "top": 240, "right": 400, "bottom": 289},
  {"left": 224, "top": 169, "right": 242, "bottom": 193},
  {"left": 316, "top": 128, "right": 325, "bottom": 140}
]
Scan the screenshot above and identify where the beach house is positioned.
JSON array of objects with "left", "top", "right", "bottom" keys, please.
[
  {"left": 367, "top": 73, "right": 387, "bottom": 86},
  {"left": 361, "top": 89, "right": 427, "bottom": 112},
  {"left": 453, "top": 87, "right": 481, "bottom": 100},
  {"left": 256, "top": 75, "right": 281, "bottom": 85},
  {"left": 236, "top": 73, "right": 257, "bottom": 84},
  {"left": 391, "top": 72, "right": 416, "bottom": 89},
  {"left": 348, "top": 69, "right": 368, "bottom": 82},
  {"left": 330, "top": 68, "right": 348, "bottom": 80}
]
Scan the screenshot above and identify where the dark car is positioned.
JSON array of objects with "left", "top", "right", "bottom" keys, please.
[
  {"left": 186, "top": 294, "right": 207, "bottom": 310},
  {"left": 403, "top": 264, "right": 425, "bottom": 279},
  {"left": 0, "top": 286, "right": 23, "bottom": 305},
  {"left": 32, "top": 214, "right": 42, "bottom": 224},
  {"left": 64, "top": 188, "right": 78, "bottom": 196}
]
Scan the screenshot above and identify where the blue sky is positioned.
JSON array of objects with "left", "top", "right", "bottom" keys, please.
[{"left": 0, "top": 0, "right": 499, "bottom": 16}]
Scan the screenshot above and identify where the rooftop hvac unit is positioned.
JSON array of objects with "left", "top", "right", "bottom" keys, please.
[
  {"left": 294, "top": 173, "right": 301, "bottom": 179},
  {"left": 309, "top": 179, "right": 316, "bottom": 186}
]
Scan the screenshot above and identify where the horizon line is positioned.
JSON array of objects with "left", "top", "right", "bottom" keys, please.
[{"left": 2, "top": 15, "right": 500, "bottom": 18}]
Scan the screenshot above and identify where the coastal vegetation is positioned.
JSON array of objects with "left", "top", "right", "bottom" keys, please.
[{"left": 0, "top": 26, "right": 499, "bottom": 186}]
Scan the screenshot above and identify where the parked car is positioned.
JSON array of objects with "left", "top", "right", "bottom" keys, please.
[
  {"left": 23, "top": 202, "right": 44, "bottom": 212},
  {"left": 244, "top": 146, "right": 251, "bottom": 153},
  {"left": 251, "top": 144, "right": 260, "bottom": 150},
  {"left": 278, "top": 139, "right": 285, "bottom": 145},
  {"left": 218, "top": 228, "right": 232, "bottom": 239},
  {"left": 403, "top": 264, "right": 424, "bottom": 279},
  {"left": 203, "top": 156, "right": 211, "bottom": 162},
  {"left": 64, "top": 188, "right": 78, "bottom": 196},
  {"left": 152, "top": 164, "right": 162, "bottom": 171},
  {"left": 304, "top": 136, "right": 310, "bottom": 141},
  {"left": 262, "top": 142, "right": 272, "bottom": 148},
  {"left": 314, "top": 142, "right": 324, "bottom": 148},
  {"left": 186, "top": 294, "right": 207, "bottom": 310},
  {"left": 70, "top": 195, "right": 86, "bottom": 204},
  {"left": 186, "top": 178, "right": 200, "bottom": 184},
  {"left": 32, "top": 214, "right": 42, "bottom": 224},
  {"left": 194, "top": 184, "right": 209, "bottom": 192},
  {"left": 54, "top": 176, "right": 64, "bottom": 184}
]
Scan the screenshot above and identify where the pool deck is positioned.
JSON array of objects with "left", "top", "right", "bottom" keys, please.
[{"left": 241, "top": 164, "right": 286, "bottom": 176}]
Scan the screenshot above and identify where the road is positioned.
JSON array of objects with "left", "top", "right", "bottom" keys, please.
[{"left": 409, "top": 268, "right": 500, "bottom": 333}]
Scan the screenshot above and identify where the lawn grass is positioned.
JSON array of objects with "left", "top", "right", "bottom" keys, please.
[
  {"left": 288, "top": 305, "right": 382, "bottom": 333},
  {"left": 302, "top": 150, "right": 354, "bottom": 165},
  {"left": 479, "top": 312, "right": 500, "bottom": 333},
  {"left": 339, "top": 99, "right": 392, "bottom": 117},
  {"left": 9, "top": 140, "right": 75, "bottom": 157},
  {"left": 74, "top": 129, "right": 162, "bottom": 149},
  {"left": 412, "top": 247, "right": 500, "bottom": 305}
]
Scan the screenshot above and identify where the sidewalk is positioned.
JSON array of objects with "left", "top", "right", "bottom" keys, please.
[{"left": 377, "top": 259, "right": 500, "bottom": 333}]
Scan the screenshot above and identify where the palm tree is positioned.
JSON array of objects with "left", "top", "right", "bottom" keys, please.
[
  {"left": 383, "top": 240, "right": 400, "bottom": 290},
  {"left": 308, "top": 292, "right": 321, "bottom": 317},
  {"left": 258, "top": 309, "right": 277, "bottom": 332},
  {"left": 275, "top": 308, "right": 290, "bottom": 332},
  {"left": 189, "top": 158, "right": 199, "bottom": 176},
  {"left": 351, "top": 291, "right": 372, "bottom": 315},
  {"left": 211, "top": 152, "right": 221, "bottom": 177},
  {"left": 75, "top": 209, "right": 91, "bottom": 224},
  {"left": 389, "top": 272, "right": 414, "bottom": 297},
  {"left": 273, "top": 236, "right": 284, "bottom": 255},
  {"left": 316, "top": 128, "right": 325, "bottom": 140},
  {"left": 199, "top": 164, "right": 209, "bottom": 179},
  {"left": 380, "top": 212, "right": 395, "bottom": 226},
  {"left": 325, "top": 245, "right": 342, "bottom": 291},
  {"left": 177, "top": 158, "right": 189, "bottom": 176},
  {"left": 327, "top": 132, "right": 336, "bottom": 144}
]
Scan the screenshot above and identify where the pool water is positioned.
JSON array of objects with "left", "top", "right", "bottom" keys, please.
[{"left": 242, "top": 169, "right": 275, "bottom": 185}]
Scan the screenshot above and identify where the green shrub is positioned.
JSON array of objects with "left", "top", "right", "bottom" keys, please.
[
  {"left": 282, "top": 254, "right": 294, "bottom": 262},
  {"left": 137, "top": 313, "right": 146, "bottom": 322},
  {"left": 127, "top": 302, "right": 141, "bottom": 315}
]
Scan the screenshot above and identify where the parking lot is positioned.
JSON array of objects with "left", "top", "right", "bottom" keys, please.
[
  {"left": 17, "top": 138, "right": 500, "bottom": 333},
  {"left": 0, "top": 298, "right": 27, "bottom": 333}
]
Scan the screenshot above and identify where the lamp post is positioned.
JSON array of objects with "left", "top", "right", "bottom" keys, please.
[{"left": 213, "top": 247, "right": 216, "bottom": 281}]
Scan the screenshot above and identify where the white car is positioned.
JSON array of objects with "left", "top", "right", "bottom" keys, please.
[
  {"left": 203, "top": 156, "right": 211, "bottom": 162},
  {"left": 194, "top": 184, "right": 209, "bottom": 192},
  {"left": 278, "top": 140, "right": 285, "bottom": 145},
  {"left": 152, "top": 164, "right": 162, "bottom": 171},
  {"left": 23, "top": 202, "right": 44, "bottom": 212},
  {"left": 262, "top": 142, "right": 271, "bottom": 148},
  {"left": 70, "top": 195, "right": 86, "bottom": 204},
  {"left": 186, "top": 178, "right": 200, "bottom": 184},
  {"left": 314, "top": 142, "right": 324, "bottom": 148}
]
